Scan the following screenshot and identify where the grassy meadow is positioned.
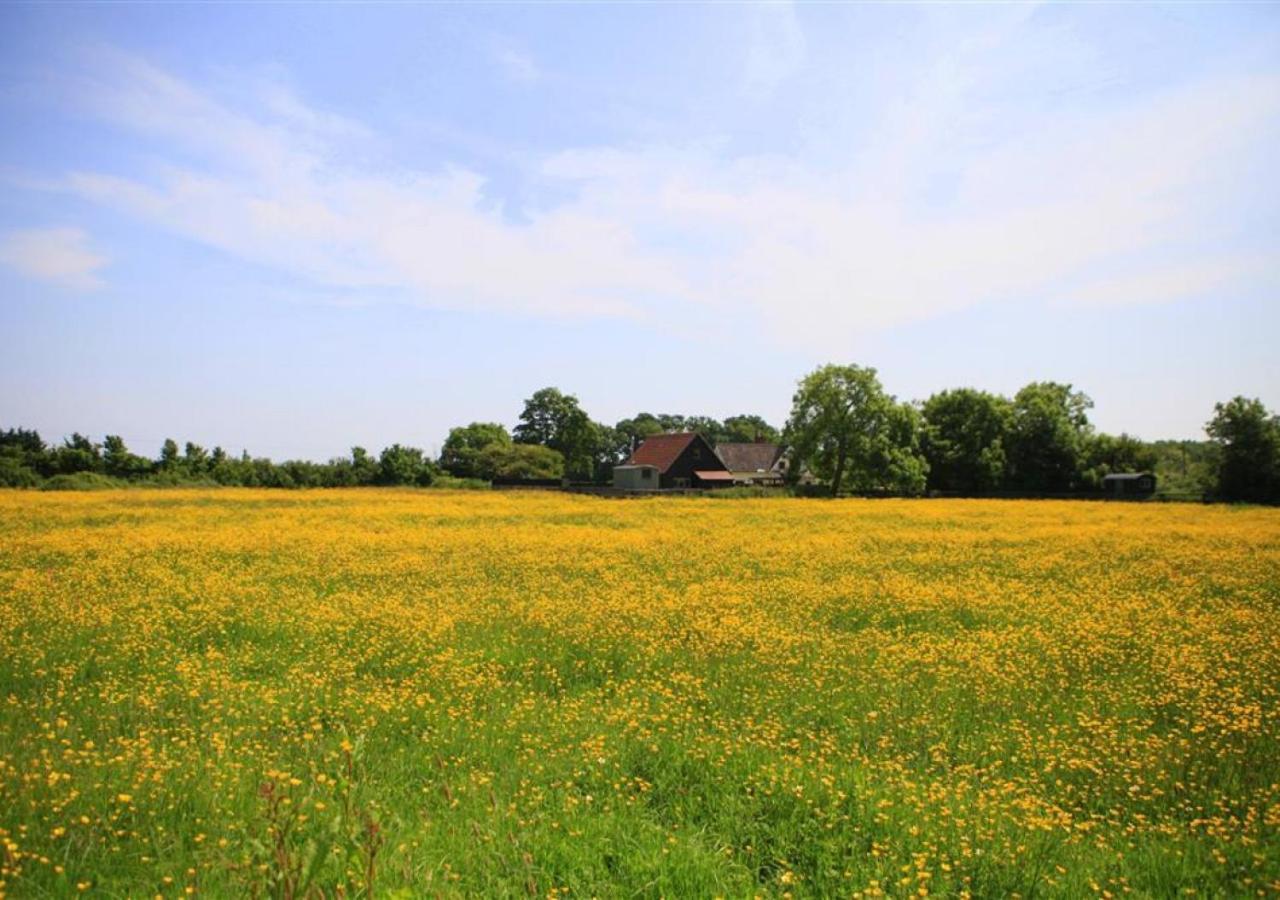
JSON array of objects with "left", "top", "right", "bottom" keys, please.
[{"left": 1, "top": 490, "right": 1278, "bottom": 898}]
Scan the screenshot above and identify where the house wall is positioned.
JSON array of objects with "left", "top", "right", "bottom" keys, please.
[
  {"left": 728, "top": 470, "right": 786, "bottom": 486},
  {"left": 659, "top": 435, "right": 727, "bottom": 489}
]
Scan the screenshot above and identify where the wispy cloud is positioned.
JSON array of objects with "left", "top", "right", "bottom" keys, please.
[
  {"left": 0, "top": 226, "right": 107, "bottom": 290},
  {"left": 28, "top": 27, "right": 1280, "bottom": 344},
  {"left": 490, "top": 40, "right": 541, "bottom": 85}
]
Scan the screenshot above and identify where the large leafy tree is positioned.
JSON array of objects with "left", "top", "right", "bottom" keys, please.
[
  {"left": 1206, "top": 396, "right": 1280, "bottom": 503},
  {"left": 784, "top": 364, "right": 928, "bottom": 496},
  {"left": 514, "top": 387, "right": 602, "bottom": 479},
  {"left": 921, "top": 389, "right": 1012, "bottom": 493},
  {"left": 1004, "top": 382, "right": 1093, "bottom": 492},
  {"left": 514, "top": 388, "right": 582, "bottom": 446},
  {"left": 440, "top": 422, "right": 511, "bottom": 478},
  {"left": 614, "top": 413, "right": 667, "bottom": 447}
]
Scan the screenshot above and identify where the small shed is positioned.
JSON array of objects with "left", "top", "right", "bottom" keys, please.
[
  {"left": 1102, "top": 472, "right": 1156, "bottom": 497},
  {"left": 612, "top": 464, "right": 660, "bottom": 490}
]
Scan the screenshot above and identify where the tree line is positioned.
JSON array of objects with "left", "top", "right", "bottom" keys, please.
[
  {"left": 781, "top": 365, "right": 1275, "bottom": 502},
  {"left": 2, "top": 363, "right": 1277, "bottom": 502},
  {"left": 0, "top": 433, "right": 440, "bottom": 490}
]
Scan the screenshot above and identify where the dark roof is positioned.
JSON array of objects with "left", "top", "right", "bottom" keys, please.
[
  {"left": 716, "top": 442, "right": 783, "bottom": 473},
  {"left": 627, "top": 432, "right": 699, "bottom": 472}
]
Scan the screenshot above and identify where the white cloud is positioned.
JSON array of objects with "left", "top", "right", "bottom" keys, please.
[
  {"left": 1062, "top": 253, "right": 1279, "bottom": 309},
  {"left": 0, "top": 227, "right": 107, "bottom": 290},
  {"left": 490, "top": 41, "right": 541, "bottom": 85},
  {"left": 34, "top": 33, "right": 1280, "bottom": 345}
]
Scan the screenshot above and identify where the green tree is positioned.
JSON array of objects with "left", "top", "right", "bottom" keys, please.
[
  {"left": 722, "top": 414, "right": 780, "bottom": 445},
  {"left": 440, "top": 423, "right": 512, "bottom": 478},
  {"left": 615, "top": 412, "right": 762, "bottom": 449},
  {"left": 183, "top": 442, "right": 210, "bottom": 475},
  {"left": 681, "top": 416, "right": 727, "bottom": 444},
  {"left": 1, "top": 428, "right": 50, "bottom": 478},
  {"left": 784, "top": 364, "right": 928, "bottom": 496},
  {"left": 514, "top": 387, "right": 601, "bottom": 479},
  {"left": 477, "top": 443, "right": 565, "bottom": 480},
  {"left": 921, "top": 389, "right": 1012, "bottom": 493},
  {"left": 350, "top": 447, "right": 378, "bottom": 485},
  {"left": 1081, "top": 433, "right": 1159, "bottom": 489},
  {"left": 590, "top": 423, "right": 628, "bottom": 483},
  {"left": 159, "top": 439, "right": 180, "bottom": 471},
  {"left": 208, "top": 447, "right": 247, "bottom": 486},
  {"left": 103, "top": 435, "right": 152, "bottom": 479},
  {"left": 51, "top": 433, "right": 102, "bottom": 475},
  {"left": 614, "top": 413, "right": 687, "bottom": 464},
  {"left": 377, "top": 444, "right": 435, "bottom": 487},
  {"left": 514, "top": 388, "right": 579, "bottom": 446},
  {"left": 614, "top": 413, "right": 667, "bottom": 447},
  {"left": 0, "top": 454, "right": 40, "bottom": 487},
  {"left": 1005, "top": 382, "right": 1094, "bottom": 492},
  {"left": 1206, "top": 396, "right": 1280, "bottom": 503},
  {"left": 1149, "top": 439, "right": 1218, "bottom": 495}
]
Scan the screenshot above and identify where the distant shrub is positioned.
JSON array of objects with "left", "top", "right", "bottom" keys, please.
[
  {"left": 0, "top": 458, "right": 41, "bottom": 488},
  {"left": 41, "top": 472, "right": 125, "bottom": 491}
]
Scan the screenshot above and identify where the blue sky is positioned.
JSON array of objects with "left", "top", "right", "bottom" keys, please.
[{"left": 1, "top": 2, "right": 1277, "bottom": 459}]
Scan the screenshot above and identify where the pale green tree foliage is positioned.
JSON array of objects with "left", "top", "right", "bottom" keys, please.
[{"left": 784, "top": 364, "right": 928, "bottom": 496}]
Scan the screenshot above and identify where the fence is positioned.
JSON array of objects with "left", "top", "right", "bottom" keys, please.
[{"left": 485, "top": 480, "right": 1262, "bottom": 505}]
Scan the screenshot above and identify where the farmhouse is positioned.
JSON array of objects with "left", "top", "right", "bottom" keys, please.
[
  {"left": 615, "top": 432, "right": 733, "bottom": 489},
  {"left": 715, "top": 440, "right": 787, "bottom": 486}
]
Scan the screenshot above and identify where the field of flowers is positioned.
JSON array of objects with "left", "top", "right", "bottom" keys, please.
[{"left": 0, "top": 490, "right": 1278, "bottom": 898}]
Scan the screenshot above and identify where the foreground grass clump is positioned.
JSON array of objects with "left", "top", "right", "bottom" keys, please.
[{"left": 0, "top": 491, "right": 1278, "bottom": 897}]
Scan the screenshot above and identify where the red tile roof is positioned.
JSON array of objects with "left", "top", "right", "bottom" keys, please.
[{"left": 627, "top": 432, "right": 699, "bottom": 472}]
